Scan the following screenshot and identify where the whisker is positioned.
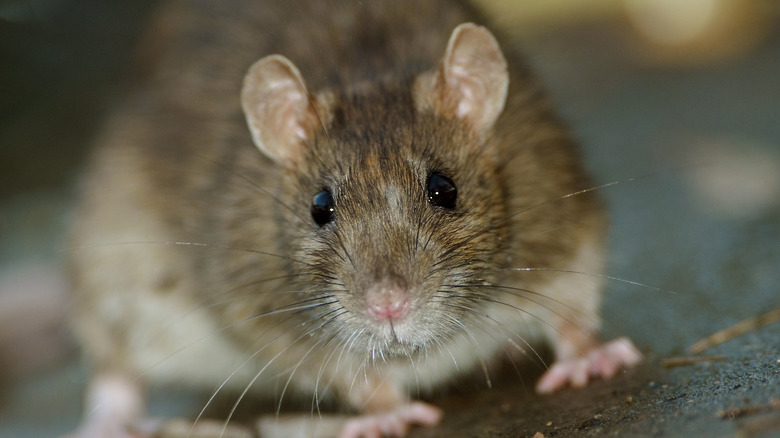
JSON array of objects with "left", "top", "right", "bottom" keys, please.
[
  {"left": 63, "top": 240, "right": 317, "bottom": 269},
  {"left": 189, "top": 151, "right": 308, "bottom": 224},
  {"left": 506, "top": 267, "right": 678, "bottom": 294},
  {"left": 187, "top": 302, "right": 336, "bottom": 436},
  {"left": 275, "top": 335, "right": 332, "bottom": 418},
  {"left": 432, "top": 329, "right": 461, "bottom": 375},
  {"left": 434, "top": 176, "right": 650, "bottom": 267},
  {"left": 274, "top": 307, "right": 348, "bottom": 416},
  {"left": 346, "top": 329, "right": 370, "bottom": 398},
  {"left": 444, "top": 283, "right": 600, "bottom": 330},
  {"left": 438, "top": 299, "right": 549, "bottom": 372},
  {"left": 138, "top": 298, "right": 334, "bottom": 390},
  {"left": 311, "top": 332, "right": 350, "bottom": 419},
  {"left": 503, "top": 340, "right": 531, "bottom": 393},
  {"left": 438, "top": 311, "right": 493, "bottom": 388},
  {"left": 332, "top": 229, "right": 356, "bottom": 270},
  {"left": 217, "top": 306, "right": 345, "bottom": 437}
]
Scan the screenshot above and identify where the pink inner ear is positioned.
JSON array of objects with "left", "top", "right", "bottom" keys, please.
[
  {"left": 241, "top": 55, "right": 318, "bottom": 168},
  {"left": 447, "top": 64, "right": 482, "bottom": 119},
  {"left": 278, "top": 86, "right": 310, "bottom": 141},
  {"left": 437, "top": 23, "right": 508, "bottom": 132}
]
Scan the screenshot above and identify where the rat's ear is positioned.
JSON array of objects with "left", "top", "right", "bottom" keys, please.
[
  {"left": 241, "top": 55, "right": 321, "bottom": 167},
  {"left": 414, "top": 23, "right": 508, "bottom": 133}
]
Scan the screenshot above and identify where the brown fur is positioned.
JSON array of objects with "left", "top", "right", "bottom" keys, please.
[{"left": 69, "top": 0, "right": 606, "bottom": 432}]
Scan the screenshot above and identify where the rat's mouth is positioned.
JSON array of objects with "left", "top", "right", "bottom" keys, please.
[
  {"left": 367, "top": 337, "right": 423, "bottom": 358},
  {"left": 360, "top": 316, "right": 434, "bottom": 357}
]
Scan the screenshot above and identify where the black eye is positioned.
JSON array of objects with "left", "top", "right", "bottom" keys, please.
[
  {"left": 426, "top": 172, "right": 457, "bottom": 209},
  {"left": 311, "top": 190, "right": 334, "bottom": 226}
]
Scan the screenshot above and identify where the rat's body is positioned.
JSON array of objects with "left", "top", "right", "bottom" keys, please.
[{"left": 67, "top": 0, "right": 640, "bottom": 437}]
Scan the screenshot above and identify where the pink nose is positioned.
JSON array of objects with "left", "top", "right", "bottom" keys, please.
[{"left": 365, "top": 279, "right": 410, "bottom": 322}]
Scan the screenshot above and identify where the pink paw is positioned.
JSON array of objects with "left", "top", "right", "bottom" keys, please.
[
  {"left": 339, "top": 402, "right": 443, "bottom": 438},
  {"left": 61, "top": 420, "right": 152, "bottom": 438},
  {"left": 535, "top": 337, "right": 642, "bottom": 394}
]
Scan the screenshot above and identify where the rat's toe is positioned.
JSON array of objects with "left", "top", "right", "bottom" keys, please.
[
  {"left": 536, "top": 337, "right": 641, "bottom": 394},
  {"left": 340, "top": 402, "right": 442, "bottom": 438}
]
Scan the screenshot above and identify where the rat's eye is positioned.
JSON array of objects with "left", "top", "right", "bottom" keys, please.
[
  {"left": 426, "top": 172, "right": 457, "bottom": 209},
  {"left": 311, "top": 190, "right": 335, "bottom": 226}
]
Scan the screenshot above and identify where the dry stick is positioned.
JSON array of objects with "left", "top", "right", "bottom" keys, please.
[
  {"left": 688, "top": 307, "right": 780, "bottom": 355},
  {"left": 717, "top": 399, "right": 780, "bottom": 420},
  {"left": 662, "top": 355, "right": 727, "bottom": 368}
]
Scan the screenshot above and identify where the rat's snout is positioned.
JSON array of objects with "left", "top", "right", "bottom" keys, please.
[{"left": 365, "top": 276, "right": 410, "bottom": 323}]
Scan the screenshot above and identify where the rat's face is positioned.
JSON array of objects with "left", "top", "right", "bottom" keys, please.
[
  {"left": 233, "top": 22, "right": 513, "bottom": 361},
  {"left": 281, "top": 95, "right": 509, "bottom": 358}
]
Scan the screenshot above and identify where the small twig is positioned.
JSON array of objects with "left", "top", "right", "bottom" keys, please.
[
  {"left": 662, "top": 355, "right": 728, "bottom": 368},
  {"left": 689, "top": 307, "right": 780, "bottom": 354},
  {"left": 718, "top": 399, "right": 780, "bottom": 420}
]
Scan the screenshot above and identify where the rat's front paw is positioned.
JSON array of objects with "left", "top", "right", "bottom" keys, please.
[
  {"left": 536, "top": 337, "right": 642, "bottom": 394},
  {"left": 61, "top": 418, "right": 155, "bottom": 438},
  {"left": 154, "top": 418, "right": 254, "bottom": 438},
  {"left": 257, "top": 402, "right": 442, "bottom": 438},
  {"left": 339, "top": 402, "right": 442, "bottom": 438}
]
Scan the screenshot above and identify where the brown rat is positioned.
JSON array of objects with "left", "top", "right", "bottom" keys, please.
[{"left": 66, "top": 0, "right": 641, "bottom": 437}]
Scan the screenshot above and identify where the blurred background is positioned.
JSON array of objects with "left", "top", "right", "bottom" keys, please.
[{"left": 1, "top": 0, "right": 779, "bottom": 436}]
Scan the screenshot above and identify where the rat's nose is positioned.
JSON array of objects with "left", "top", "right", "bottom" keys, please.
[{"left": 365, "top": 277, "right": 410, "bottom": 322}]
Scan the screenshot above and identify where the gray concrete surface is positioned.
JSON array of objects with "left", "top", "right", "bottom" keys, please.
[{"left": 1, "top": 2, "right": 778, "bottom": 437}]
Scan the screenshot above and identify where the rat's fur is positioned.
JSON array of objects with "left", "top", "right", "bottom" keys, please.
[{"left": 67, "top": 1, "right": 637, "bottom": 437}]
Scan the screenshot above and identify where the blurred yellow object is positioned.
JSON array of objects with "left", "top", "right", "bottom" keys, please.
[
  {"left": 473, "top": 0, "right": 621, "bottom": 36},
  {"left": 624, "top": 0, "right": 773, "bottom": 65},
  {"left": 475, "top": 0, "right": 774, "bottom": 65}
]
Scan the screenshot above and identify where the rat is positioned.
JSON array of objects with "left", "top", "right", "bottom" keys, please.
[{"left": 65, "top": 0, "right": 641, "bottom": 437}]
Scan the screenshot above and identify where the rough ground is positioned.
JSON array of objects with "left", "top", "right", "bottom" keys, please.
[{"left": 1, "top": 2, "right": 778, "bottom": 437}]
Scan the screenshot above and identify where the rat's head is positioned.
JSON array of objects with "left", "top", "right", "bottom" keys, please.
[{"left": 240, "top": 24, "right": 511, "bottom": 357}]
